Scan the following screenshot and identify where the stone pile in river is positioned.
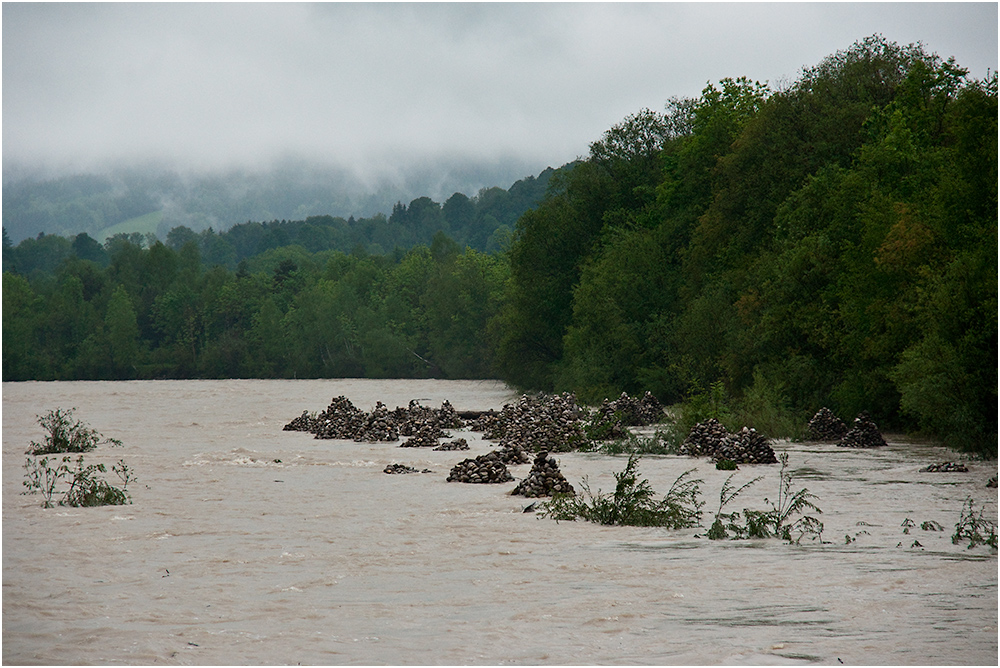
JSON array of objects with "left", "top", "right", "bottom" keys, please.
[
  {"left": 716, "top": 427, "right": 778, "bottom": 464},
  {"left": 384, "top": 463, "right": 428, "bottom": 474},
  {"left": 987, "top": 476, "right": 998, "bottom": 488},
  {"left": 399, "top": 424, "right": 441, "bottom": 448},
  {"left": 469, "top": 393, "right": 587, "bottom": 453},
  {"left": 591, "top": 391, "right": 665, "bottom": 439},
  {"left": 511, "top": 451, "right": 576, "bottom": 498},
  {"left": 920, "top": 462, "right": 969, "bottom": 473},
  {"left": 496, "top": 443, "right": 531, "bottom": 465},
  {"left": 837, "top": 412, "right": 887, "bottom": 448},
  {"left": 433, "top": 438, "right": 470, "bottom": 451},
  {"left": 679, "top": 419, "right": 777, "bottom": 464},
  {"left": 806, "top": 407, "right": 847, "bottom": 441},
  {"left": 285, "top": 397, "right": 465, "bottom": 443},
  {"left": 679, "top": 418, "right": 730, "bottom": 457},
  {"left": 312, "top": 396, "right": 368, "bottom": 439},
  {"left": 446, "top": 451, "right": 515, "bottom": 484},
  {"left": 282, "top": 411, "right": 315, "bottom": 432},
  {"left": 397, "top": 400, "right": 460, "bottom": 443},
  {"left": 354, "top": 402, "right": 399, "bottom": 442}
]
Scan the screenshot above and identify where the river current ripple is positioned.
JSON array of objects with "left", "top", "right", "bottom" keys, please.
[{"left": 3, "top": 379, "right": 996, "bottom": 665}]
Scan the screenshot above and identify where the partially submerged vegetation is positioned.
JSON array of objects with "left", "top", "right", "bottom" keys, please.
[
  {"left": 952, "top": 498, "right": 998, "bottom": 550},
  {"left": 22, "top": 409, "right": 134, "bottom": 508},
  {"left": 539, "top": 455, "right": 703, "bottom": 528},
  {"left": 706, "top": 453, "right": 824, "bottom": 544},
  {"left": 25, "top": 408, "right": 122, "bottom": 455}
]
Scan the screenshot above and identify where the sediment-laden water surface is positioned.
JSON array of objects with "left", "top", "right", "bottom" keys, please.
[{"left": 3, "top": 380, "right": 997, "bottom": 665}]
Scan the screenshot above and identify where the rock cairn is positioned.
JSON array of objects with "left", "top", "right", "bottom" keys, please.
[
  {"left": 511, "top": 451, "right": 576, "bottom": 498},
  {"left": 679, "top": 418, "right": 730, "bottom": 457},
  {"left": 354, "top": 402, "right": 399, "bottom": 442},
  {"left": 468, "top": 409, "right": 500, "bottom": 434},
  {"left": 282, "top": 411, "right": 315, "bottom": 432},
  {"left": 285, "top": 397, "right": 465, "bottom": 443},
  {"left": 717, "top": 427, "right": 778, "bottom": 464},
  {"left": 679, "top": 419, "right": 777, "bottom": 464},
  {"left": 433, "top": 438, "right": 470, "bottom": 451},
  {"left": 469, "top": 393, "right": 587, "bottom": 453},
  {"left": 496, "top": 443, "right": 531, "bottom": 465},
  {"left": 436, "top": 400, "right": 464, "bottom": 429},
  {"left": 446, "top": 451, "right": 514, "bottom": 484},
  {"left": 396, "top": 400, "right": 463, "bottom": 436},
  {"left": 591, "top": 391, "right": 665, "bottom": 439},
  {"left": 920, "top": 462, "right": 969, "bottom": 473},
  {"left": 313, "top": 396, "right": 368, "bottom": 440},
  {"left": 837, "top": 412, "right": 887, "bottom": 448},
  {"left": 399, "top": 424, "right": 441, "bottom": 448},
  {"left": 806, "top": 407, "right": 847, "bottom": 441}
]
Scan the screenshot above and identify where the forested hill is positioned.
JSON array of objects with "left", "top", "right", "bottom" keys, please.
[
  {"left": 3, "top": 36, "right": 996, "bottom": 456},
  {"left": 492, "top": 36, "right": 996, "bottom": 455},
  {"left": 1, "top": 158, "right": 560, "bottom": 244},
  {"left": 3, "top": 163, "right": 571, "bottom": 275}
]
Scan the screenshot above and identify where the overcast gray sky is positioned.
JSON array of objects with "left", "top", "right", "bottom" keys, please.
[{"left": 3, "top": 2, "right": 997, "bottom": 181}]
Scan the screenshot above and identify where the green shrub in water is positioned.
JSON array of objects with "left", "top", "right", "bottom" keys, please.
[
  {"left": 539, "top": 455, "right": 703, "bottom": 528},
  {"left": 22, "top": 410, "right": 133, "bottom": 508},
  {"left": 952, "top": 498, "right": 997, "bottom": 549},
  {"left": 706, "top": 473, "right": 764, "bottom": 540},
  {"left": 26, "top": 408, "right": 122, "bottom": 455},
  {"left": 23, "top": 455, "right": 134, "bottom": 508},
  {"left": 715, "top": 458, "right": 739, "bottom": 471},
  {"left": 22, "top": 455, "right": 73, "bottom": 508},
  {"left": 62, "top": 457, "right": 135, "bottom": 507},
  {"left": 706, "top": 453, "right": 823, "bottom": 544}
]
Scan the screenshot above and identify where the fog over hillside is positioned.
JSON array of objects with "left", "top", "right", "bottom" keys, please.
[
  {"left": 3, "top": 3, "right": 994, "bottom": 243},
  {"left": 2, "top": 157, "right": 548, "bottom": 243}
]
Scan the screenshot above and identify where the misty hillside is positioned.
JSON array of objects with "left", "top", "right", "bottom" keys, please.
[{"left": 1, "top": 159, "right": 561, "bottom": 245}]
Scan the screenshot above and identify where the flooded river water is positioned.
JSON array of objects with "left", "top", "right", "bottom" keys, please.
[{"left": 3, "top": 379, "right": 996, "bottom": 665}]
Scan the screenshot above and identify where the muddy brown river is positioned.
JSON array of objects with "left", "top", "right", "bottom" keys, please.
[{"left": 3, "top": 379, "right": 996, "bottom": 665}]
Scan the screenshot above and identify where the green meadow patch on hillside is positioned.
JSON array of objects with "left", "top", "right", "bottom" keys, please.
[{"left": 97, "top": 210, "right": 163, "bottom": 243}]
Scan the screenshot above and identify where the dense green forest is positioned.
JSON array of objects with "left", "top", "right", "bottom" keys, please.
[
  {"left": 4, "top": 37, "right": 996, "bottom": 455},
  {"left": 494, "top": 36, "right": 996, "bottom": 455},
  {"left": 4, "top": 230, "right": 507, "bottom": 381}
]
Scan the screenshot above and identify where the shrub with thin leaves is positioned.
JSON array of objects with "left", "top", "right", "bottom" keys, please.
[
  {"left": 952, "top": 498, "right": 997, "bottom": 549},
  {"left": 706, "top": 473, "right": 764, "bottom": 540},
  {"left": 22, "top": 455, "right": 134, "bottom": 508},
  {"left": 539, "top": 455, "right": 703, "bottom": 528},
  {"left": 62, "top": 458, "right": 135, "bottom": 507},
  {"left": 706, "top": 453, "right": 823, "bottom": 543},
  {"left": 22, "top": 456, "right": 73, "bottom": 508},
  {"left": 26, "top": 408, "right": 122, "bottom": 455}
]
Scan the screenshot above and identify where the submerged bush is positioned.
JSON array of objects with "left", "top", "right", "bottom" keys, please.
[
  {"left": 22, "top": 455, "right": 134, "bottom": 508},
  {"left": 706, "top": 453, "right": 823, "bottom": 543},
  {"left": 539, "top": 455, "right": 703, "bottom": 528},
  {"left": 25, "top": 408, "right": 122, "bottom": 455},
  {"left": 22, "top": 410, "right": 133, "bottom": 508},
  {"left": 952, "top": 498, "right": 998, "bottom": 549},
  {"left": 62, "top": 458, "right": 135, "bottom": 507},
  {"left": 22, "top": 455, "right": 73, "bottom": 508}
]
